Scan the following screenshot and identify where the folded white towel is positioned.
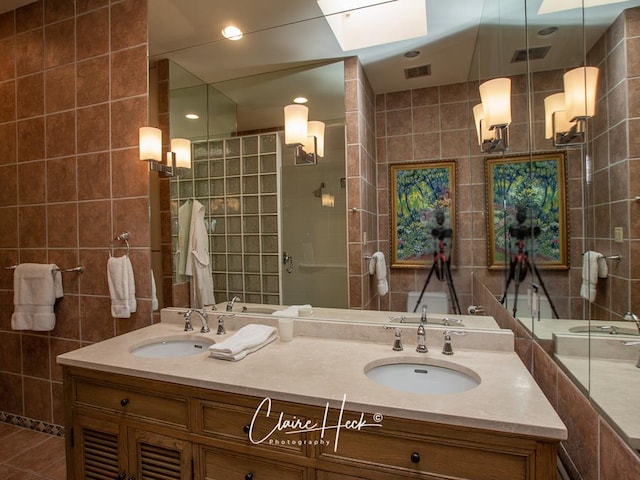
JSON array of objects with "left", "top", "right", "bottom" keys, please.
[
  {"left": 271, "top": 304, "right": 313, "bottom": 317},
  {"left": 11, "top": 263, "right": 63, "bottom": 331},
  {"left": 368, "top": 251, "right": 388, "bottom": 296},
  {"left": 209, "top": 324, "right": 277, "bottom": 361},
  {"left": 580, "top": 251, "right": 607, "bottom": 303},
  {"left": 108, "top": 255, "right": 136, "bottom": 318},
  {"left": 272, "top": 306, "right": 299, "bottom": 317}
]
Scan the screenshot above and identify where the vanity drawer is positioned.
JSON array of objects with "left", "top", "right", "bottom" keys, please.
[
  {"left": 318, "top": 426, "right": 530, "bottom": 480},
  {"left": 195, "top": 397, "right": 311, "bottom": 456},
  {"left": 200, "top": 445, "right": 307, "bottom": 480},
  {"left": 74, "top": 379, "right": 189, "bottom": 427}
]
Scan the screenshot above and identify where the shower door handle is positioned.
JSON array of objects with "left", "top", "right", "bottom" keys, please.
[{"left": 283, "top": 252, "right": 293, "bottom": 273}]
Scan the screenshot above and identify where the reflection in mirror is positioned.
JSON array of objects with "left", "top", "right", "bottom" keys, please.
[{"left": 166, "top": 60, "right": 348, "bottom": 307}]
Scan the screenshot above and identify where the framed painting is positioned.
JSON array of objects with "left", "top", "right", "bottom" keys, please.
[
  {"left": 485, "top": 152, "right": 568, "bottom": 270},
  {"left": 390, "top": 161, "right": 457, "bottom": 268}
]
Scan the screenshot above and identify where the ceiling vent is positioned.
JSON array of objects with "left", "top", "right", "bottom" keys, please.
[
  {"left": 511, "top": 46, "right": 551, "bottom": 63},
  {"left": 404, "top": 64, "right": 431, "bottom": 79}
]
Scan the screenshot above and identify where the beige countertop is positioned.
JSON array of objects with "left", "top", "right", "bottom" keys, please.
[{"left": 57, "top": 312, "right": 566, "bottom": 442}]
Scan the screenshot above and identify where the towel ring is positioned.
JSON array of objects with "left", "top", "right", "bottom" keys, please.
[{"left": 110, "top": 232, "right": 130, "bottom": 257}]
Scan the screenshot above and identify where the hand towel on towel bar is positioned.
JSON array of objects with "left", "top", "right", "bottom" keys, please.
[
  {"left": 368, "top": 251, "right": 389, "bottom": 296},
  {"left": 107, "top": 255, "right": 136, "bottom": 318},
  {"left": 208, "top": 324, "right": 278, "bottom": 361},
  {"left": 11, "top": 263, "right": 63, "bottom": 331}
]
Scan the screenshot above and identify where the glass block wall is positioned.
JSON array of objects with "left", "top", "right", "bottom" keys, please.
[{"left": 171, "top": 133, "right": 281, "bottom": 304}]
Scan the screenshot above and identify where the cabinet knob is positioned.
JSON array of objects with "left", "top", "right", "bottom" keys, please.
[
  {"left": 120, "top": 398, "right": 129, "bottom": 407},
  {"left": 243, "top": 424, "right": 250, "bottom": 434},
  {"left": 410, "top": 452, "right": 420, "bottom": 463},
  {"left": 245, "top": 473, "right": 254, "bottom": 480},
  {"left": 117, "top": 474, "right": 126, "bottom": 480}
]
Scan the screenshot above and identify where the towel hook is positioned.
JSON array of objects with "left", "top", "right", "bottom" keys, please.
[{"left": 110, "top": 232, "right": 130, "bottom": 257}]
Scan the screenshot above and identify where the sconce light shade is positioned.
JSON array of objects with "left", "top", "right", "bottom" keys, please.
[
  {"left": 139, "top": 127, "right": 162, "bottom": 162},
  {"left": 544, "top": 93, "right": 572, "bottom": 139},
  {"left": 472, "top": 104, "right": 493, "bottom": 146},
  {"left": 304, "top": 120, "right": 325, "bottom": 158},
  {"left": 321, "top": 193, "right": 335, "bottom": 207},
  {"left": 170, "top": 138, "right": 192, "bottom": 169},
  {"left": 284, "top": 104, "right": 309, "bottom": 145},
  {"left": 479, "top": 77, "right": 512, "bottom": 128},
  {"left": 563, "top": 66, "right": 598, "bottom": 120}
]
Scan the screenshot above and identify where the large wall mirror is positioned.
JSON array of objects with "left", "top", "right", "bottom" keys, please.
[{"left": 148, "top": 0, "right": 640, "bottom": 452}]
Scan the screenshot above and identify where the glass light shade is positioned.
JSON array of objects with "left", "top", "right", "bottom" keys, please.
[
  {"left": 284, "top": 104, "right": 309, "bottom": 145},
  {"left": 479, "top": 78, "right": 512, "bottom": 127},
  {"left": 139, "top": 127, "right": 162, "bottom": 162},
  {"left": 303, "top": 120, "right": 325, "bottom": 157},
  {"left": 563, "top": 66, "right": 598, "bottom": 120},
  {"left": 472, "top": 104, "right": 490, "bottom": 145},
  {"left": 171, "top": 138, "right": 191, "bottom": 169},
  {"left": 544, "top": 93, "right": 572, "bottom": 139}
]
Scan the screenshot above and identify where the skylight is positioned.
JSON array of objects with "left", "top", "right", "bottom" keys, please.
[
  {"left": 538, "top": 0, "right": 629, "bottom": 15},
  {"left": 317, "top": 0, "right": 427, "bottom": 51}
]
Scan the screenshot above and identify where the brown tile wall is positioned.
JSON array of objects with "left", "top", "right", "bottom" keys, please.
[
  {"left": 585, "top": 7, "right": 640, "bottom": 320},
  {"left": 0, "top": 0, "right": 151, "bottom": 426},
  {"left": 345, "top": 57, "right": 380, "bottom": 310}
]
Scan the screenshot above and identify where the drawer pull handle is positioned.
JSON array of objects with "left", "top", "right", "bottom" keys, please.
[
  {"left": 120, "top": 398, "right": 129, "bottom": 407},
  {"left": 245, "top": 473, "right": 254, "bottom": 480},
  {"left": 243, "top": 424, "right": 250, "bottom": 434},
  {"left": 410, "top": 452, "right": 421, "bottom": 463},
  {"left": 117, "top": 474, "right": 126, "bottom": 480}
]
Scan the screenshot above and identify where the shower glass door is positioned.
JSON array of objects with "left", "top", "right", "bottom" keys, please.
[{"left": 280, "top": 124, "right": 348, "bottom": 308}]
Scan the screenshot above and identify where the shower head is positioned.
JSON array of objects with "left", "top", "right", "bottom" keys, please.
[{"left": 312, "top": 182, "right": 325, "bottom": 198}]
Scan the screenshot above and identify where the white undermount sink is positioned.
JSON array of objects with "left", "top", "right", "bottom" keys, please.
[
  {"left": 364, "top": 360, "right": 480, "bottom": 394},
  {"left": 130, "top": 336, "right": 214, "bottom": 358}
]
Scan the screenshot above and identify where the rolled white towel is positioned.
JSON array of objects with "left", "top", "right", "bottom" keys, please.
[
  {"left": 272, "top": 306, "right": 299, "bottom": 317},
  {"left": 369, "top": 251, "right": 388, "bottom": 296},
  {"left": 209, "top": 324, "right": 277, "bottom": 361}
]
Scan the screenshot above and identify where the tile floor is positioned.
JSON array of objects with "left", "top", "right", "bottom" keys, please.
[{"left": 0, "top": 423, "right": 66, "bottom": 480}]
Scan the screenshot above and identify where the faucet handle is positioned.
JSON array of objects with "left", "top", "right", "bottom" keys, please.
[
  {"left": 183, "top": 310, "right": 194, "bottom": 332},
  {"left": 442, "top": 330, "right": 465, "bottom": 355},
  {"left": 441, "top": 317, "right": 463, "bottom": 326},
  {"left": 389, "top": 315, "right": 406, "bottom": 323},
  {"left": 384, "top": 325, "right": 403, "bottom": 351}
]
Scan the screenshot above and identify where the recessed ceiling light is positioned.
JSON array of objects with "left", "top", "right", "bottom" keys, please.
[
  {"left": 537, "top": 26, "right": 558, "bottom": 36},
  {"left": 185, "top": 113, "right": 200, "bottom": 120},
  {"left": 222, "top": 25, "right": 243, "bottom": 41},
  {"left": 293, "top": 97, "right": 308, "bottom": 104},
  {"left": 404, "top": 50, "right": 420, "bottom": 59}
]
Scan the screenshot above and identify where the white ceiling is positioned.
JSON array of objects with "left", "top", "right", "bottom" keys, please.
[{"left": 148, "top": 0, "right": 640, "bottom": 132}]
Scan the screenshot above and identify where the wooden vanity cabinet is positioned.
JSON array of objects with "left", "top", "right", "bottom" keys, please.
[{"left": 63, "top": 367, "right": 557, "bottom": 480}]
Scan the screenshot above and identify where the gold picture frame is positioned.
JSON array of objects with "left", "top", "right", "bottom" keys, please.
[{"left": 485, "top": 152, "right": 568, "bottom": 270}]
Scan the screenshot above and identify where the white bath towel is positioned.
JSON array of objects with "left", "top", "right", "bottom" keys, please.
[
  {"left": 580, "top": 251, "right": 608, "bottom": 303},
  {"left": 368, "top": 251, "right": 388, "bottom": 296},
  {"left": 107, "top": 255, "right": 136, "bottom": 318},
  {"left": 271, "top": 304, "right": 313, "bottom": 317},
  {"left": 209, "top": 324, "right": 278, "bottom": 361},
  {"left": 11, "top": 263, "right": 63, "bottom": 331}
]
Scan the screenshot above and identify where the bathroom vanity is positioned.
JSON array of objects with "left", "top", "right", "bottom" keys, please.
[{"left": 58, "top": 310, "right": 566, "bottom": 480}]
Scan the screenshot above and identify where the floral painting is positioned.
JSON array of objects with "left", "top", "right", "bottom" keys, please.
[
  {"left": 485, "top": 152, "right": 568, "bottom": 270},
  {"left": 390, "top": 161, "right": 457, "bottom": 268}
]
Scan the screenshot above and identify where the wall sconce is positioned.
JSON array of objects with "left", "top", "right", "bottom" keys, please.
[
  {"left": 139, "top": 127, "right": 191, "bottom": 176},
  {"left": 544, "top": 66, "right": 599, "bottom": 146},
  {"left": 473, "top": 77, "right": 512, "bottom": 153},
  {"left": 284, "top": 105, "right": 325, "bottom": 165}
]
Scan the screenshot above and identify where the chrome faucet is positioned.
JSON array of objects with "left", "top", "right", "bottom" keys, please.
[
  {"left": 623, "top": 312, "right": 640, "bottom": 334},
  {"left": 416, "top": 305, "right": 428, "bottom": 353},
  {"left": 183, "top": 308, "right": 211, "bottom": 333},
  {"left": 226, "top": 295, "right": 242, "bottom": 312}
]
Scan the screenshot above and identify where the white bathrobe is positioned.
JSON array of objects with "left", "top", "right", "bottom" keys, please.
[
  {"left": 177, "top": 200, "right": 193, "bottom": 276},
  {"left": 185, "top": 199, "right": 215, "bottom": 308}
]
